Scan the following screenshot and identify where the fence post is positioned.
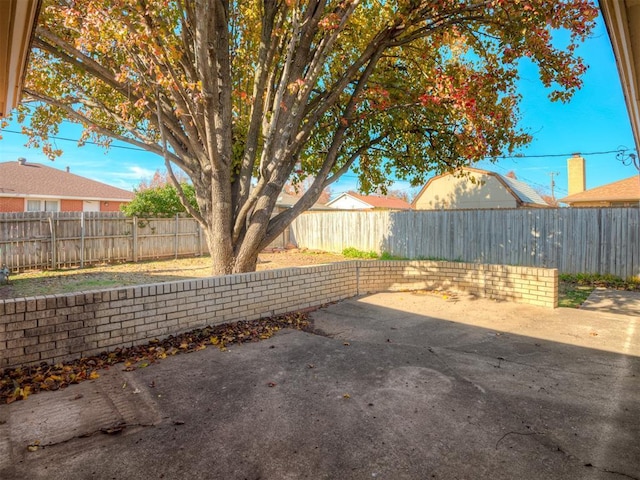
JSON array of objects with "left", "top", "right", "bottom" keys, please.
[
  {"left": 132, "top": 216, "right": 138, "bottom": 263},
  {"left": 80, "top": 212, "right": 85, "bottom": 268},
  {"left": 198, "top": 223, "right": 203, "bottom": 256},
  {"left": 175, "top": 214, "right": 179, "bottom": 259},
  {"left": 48, "top": 215, "right": 57, "bottom": 270}
]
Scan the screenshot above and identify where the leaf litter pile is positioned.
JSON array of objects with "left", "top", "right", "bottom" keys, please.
[{"left": 1, "top": 312, "right": 311, "bottom": 404}]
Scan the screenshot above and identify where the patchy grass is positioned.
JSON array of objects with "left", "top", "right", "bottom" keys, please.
[
  {"left": 559, "top": 283, "right": 594, "bottom": 308},
  {"left": 558, "top": 273, "right": 640, "bottom": 308},
  {"left": 0, "top": 250, "right": 346, "bottom": 299},
  {"left": 414, "top": 255, "right": 464, "bottom": 262},
  {"left": 379, "top": 252, "right": 407, "bottom": 260}
]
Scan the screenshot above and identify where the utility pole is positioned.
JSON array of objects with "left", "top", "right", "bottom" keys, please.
[{"left": 549, "top": 172, "right": 559, "bottom": 200}]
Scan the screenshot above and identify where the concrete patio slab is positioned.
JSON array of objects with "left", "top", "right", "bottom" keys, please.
[
  {"left": 581, "top": 288, "right": 640, "bottom": 316},
  {"left": 1, "top": 292, "right": 638, "bottom": 480}
]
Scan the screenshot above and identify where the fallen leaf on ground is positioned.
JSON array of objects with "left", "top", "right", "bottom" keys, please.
[
  {"left": 1, "top": 312, "right": 311, "bottom": 404},
  {"left": 100, "top": 423, "right": 127, "bottom": 434},
  {"left": 26, "top": 440, "right": 40, "bottom": 452}
]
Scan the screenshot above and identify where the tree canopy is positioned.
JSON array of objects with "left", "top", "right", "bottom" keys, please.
[{"left": 9, "top": 0, "right": 598, "bottom": 273}]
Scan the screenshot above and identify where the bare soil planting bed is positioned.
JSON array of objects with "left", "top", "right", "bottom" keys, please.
[{"left": 0, "top": 250, "right": 346, "bottom": 299}]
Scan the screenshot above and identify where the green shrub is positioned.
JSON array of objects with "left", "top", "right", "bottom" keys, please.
[
  {"left": 342, "top": 247, "right": 379, "bottom": 259},
  {"left": 559, "top": 273, "right": 640, "bottom": 290},
  {"left": 379, "top": 252, "right": 407, "bottom": 260},
  {"left": 121, "top": 183, "right": 199, "bottom": 218}
]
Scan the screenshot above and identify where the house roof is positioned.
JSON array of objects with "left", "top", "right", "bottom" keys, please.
[
  {"left": 327, "top": 191, "right": 413, "bottom": 210},
  {"left": 558, "top": 175, "right": 640, "bottom": 204},
  {"left": 600, "top": 0, "right": 640, "bottom": 152},
  {"left": 412, "top": 167, "right": 551, "bottom": 208},
  {"left": 276, "top": 191, "right": 332, "bottom": 210},
  {"left": 0, "top": 0, "right": 40, "bottom": 117},
  {"left": 498, "top": 174, "right": 549, "bottom": 206},
  {"left": 0, "top": 160, "right": 134, "bottom": 201}
]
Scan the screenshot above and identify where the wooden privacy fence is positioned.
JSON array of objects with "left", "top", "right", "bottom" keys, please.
[
  {"left": 0, "top": 212, "right": 206, "bottom": 271},
  {"left": 0, "top": 211, "right": 292, "bottom": 271},
  {"left": 290, "top": 208, "right": 640, "bottom": 278}
]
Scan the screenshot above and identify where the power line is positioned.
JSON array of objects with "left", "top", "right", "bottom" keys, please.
[
  {"left": 0, "top": 126, "right": 628, "bottom": 197},
  {"left": 2, "top": 127, "right": 635, "bottom": 159},
  {"left": 496, "top": 148, "right": 635, "bottom": 159},
  {"left": 1, "top": 128, "right": 145, "bottom": 151},
  {"left": 487, "top": 162, "right": 567, "bottom": 196}
]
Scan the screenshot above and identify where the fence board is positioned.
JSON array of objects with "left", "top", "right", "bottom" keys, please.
[
  {"left": 0, "top": 212, "right": 202, "bottom": 271},
  {"left": 291, "top": 208, "right": 640, "bottom": 278}
]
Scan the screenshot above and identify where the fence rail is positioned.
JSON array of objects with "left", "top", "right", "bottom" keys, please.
[{"left": 290, "top": 208, "right": 640, "bottom": 278}]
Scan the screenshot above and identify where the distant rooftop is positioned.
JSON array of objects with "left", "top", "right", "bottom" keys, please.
[
  {"left": 559, "top": 176, "right": 639, "bottom": 204},
  {"left": 0, "top": 160, "right": 134, "bottom": 201},
  {"left": 327, "top": 191, "right": 413, "bottom": 210}
]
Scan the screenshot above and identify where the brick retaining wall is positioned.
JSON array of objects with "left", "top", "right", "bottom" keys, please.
[
  {"left": 358, "top": 261, "right": 557, "bottom": 308},
  {"left": 1, "top": 261, "right": 557, "bottom": 369}
]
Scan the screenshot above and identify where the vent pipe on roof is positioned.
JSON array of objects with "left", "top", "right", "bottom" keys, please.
[
  {"left": 66, "top": 166, "right": 70, "bottom": 172},
  {"left": 17, "top": 157, "right": 26, "bottom": 166},
  {"left": 567, "top": 153, "right": 585, "bottom": 196}
]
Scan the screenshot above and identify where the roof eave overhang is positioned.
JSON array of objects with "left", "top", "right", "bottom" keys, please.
[
  {"left": 0, "top": 193, "right": 132, "bottom": 202},
  {"left": 0, "top": 0, "right": 40, "bottom": 117},
  {"left": 599, "top": 0, "right": 640, "bottom": 153}
]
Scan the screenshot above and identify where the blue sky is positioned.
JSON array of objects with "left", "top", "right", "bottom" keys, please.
[{"left": 0, "top": 12, "right": 637, "bottom": 202}]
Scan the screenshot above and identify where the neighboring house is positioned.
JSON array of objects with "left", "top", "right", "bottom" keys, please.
[
  {"left": 559, "top": 176, "right": 640, "bottom": 207},
  {"left": 0, "top": 159, "right": 134, "bottom": 212},
  {"left": 412, "top": 167, "right": 551, "bottom": 210},
  {"left": 559, "top": 153, "right": 639, "bottom": 207},
  {"left": 326, "top": 191, "right": 412, "bottom": 210},
  {"left": 275, "top": 192, "right": 332, "bottom": 212}
]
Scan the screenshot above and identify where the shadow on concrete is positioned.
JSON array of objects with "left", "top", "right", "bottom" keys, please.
[{"left": 581, "top": 288, "right": 640, "bottom": 316}]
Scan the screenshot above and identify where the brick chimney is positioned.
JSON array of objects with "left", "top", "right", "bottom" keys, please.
[{"left": 567, "top": 153, "right": 585, "bottom": 196}]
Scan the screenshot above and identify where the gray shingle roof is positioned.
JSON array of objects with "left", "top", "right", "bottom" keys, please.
[{"left": 498, "top": 174, "right": 549, "bottom": 206}]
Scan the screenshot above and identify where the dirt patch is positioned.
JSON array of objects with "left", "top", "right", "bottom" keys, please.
[{"left": 0, "top": 249, "right": 346, "bottom": 299}]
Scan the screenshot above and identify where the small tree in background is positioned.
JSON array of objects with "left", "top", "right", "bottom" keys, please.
[
  {"left": 386, "top": 189, "right": 414, "bottom": 204},
  {"left": 122, "top": 170, "right": 199, "bottom": 217}
]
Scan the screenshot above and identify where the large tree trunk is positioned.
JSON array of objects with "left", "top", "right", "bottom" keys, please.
[
  {"left": 229, "top": 187, "right": 283, "bottom": 274},
  {"left": 203, "top": 179, "right": 235, "bottom": 276}
]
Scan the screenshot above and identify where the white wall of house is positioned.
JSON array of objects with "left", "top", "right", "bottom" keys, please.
[
  {"left": 327, "top": 194, "right": 372, "bottom": 210},
  {"left": 414, "top": 172, "right": 517, "bottom": 210},
  {"left": 83, "top": 200, "right": 100, "bottom": 212}
]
